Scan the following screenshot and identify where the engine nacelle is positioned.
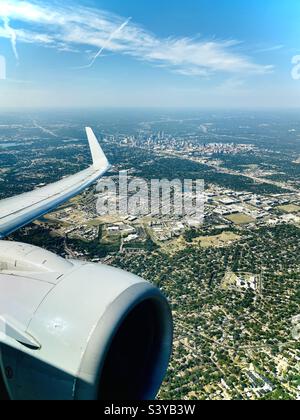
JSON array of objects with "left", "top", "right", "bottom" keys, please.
[{"left": 0, "top": 241, "right": 173, "bottom": 400}]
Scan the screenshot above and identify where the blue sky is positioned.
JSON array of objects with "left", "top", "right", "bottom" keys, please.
[{"left": 0, "top": 0, "right": 300, "bottom": 108}]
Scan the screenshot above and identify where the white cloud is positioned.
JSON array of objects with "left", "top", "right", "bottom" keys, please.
[
  {"left": 255, "top": 45, "right": 285, "bottom": 54},
  {"left": 0, "top": 0, "right": 273, "bottom": 76},
  {"left": 2, "top": 16, "right": 19, "bottom": 61}
]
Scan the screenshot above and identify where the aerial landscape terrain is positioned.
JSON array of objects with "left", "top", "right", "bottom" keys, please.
[{"left": 0, "top": 109, "right": 299, "bottom": 400}]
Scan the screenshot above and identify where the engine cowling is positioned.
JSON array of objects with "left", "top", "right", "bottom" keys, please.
[{"left": 0, "top": 241, "right": 173, "bottom": 400}]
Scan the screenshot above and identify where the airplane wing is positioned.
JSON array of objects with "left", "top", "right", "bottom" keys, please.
[{"left": 0, "top": 127, "right": 111, "bottom": 239}]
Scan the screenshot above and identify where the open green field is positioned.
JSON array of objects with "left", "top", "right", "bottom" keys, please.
[
  {"left": 225, "top": 213, "right": 256, "bottom": 225},
  {"left": 193, "top": 231, "right": 241, "bottom": 248},
  {"left": 277, "top": 204, "right": 300, "bottom": 214}
]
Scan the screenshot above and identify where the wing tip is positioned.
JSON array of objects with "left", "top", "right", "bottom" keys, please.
[{"left": 85, "top": 127, "right": 110, "bottom": 170}]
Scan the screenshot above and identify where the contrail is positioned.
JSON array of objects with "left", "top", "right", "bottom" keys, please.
[
  {"left": 3, "top": 16, "right": 19, "bottom": 62},
  {"left": 78, "top": 17, "right": 132, "bottom": 69}
]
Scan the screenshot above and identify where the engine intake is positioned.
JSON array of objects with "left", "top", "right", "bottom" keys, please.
[{"left": 0, "top": 241, "right": 173, "bottom": 400}]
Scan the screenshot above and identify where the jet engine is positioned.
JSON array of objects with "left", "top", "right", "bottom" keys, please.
[{"left": 0, "top": 241, "right": 173, "bottom": 400}]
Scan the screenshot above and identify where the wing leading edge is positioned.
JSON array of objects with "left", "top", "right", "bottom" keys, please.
[{"left": 0, "top": 128, "right": 111, "bottom": 239}]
